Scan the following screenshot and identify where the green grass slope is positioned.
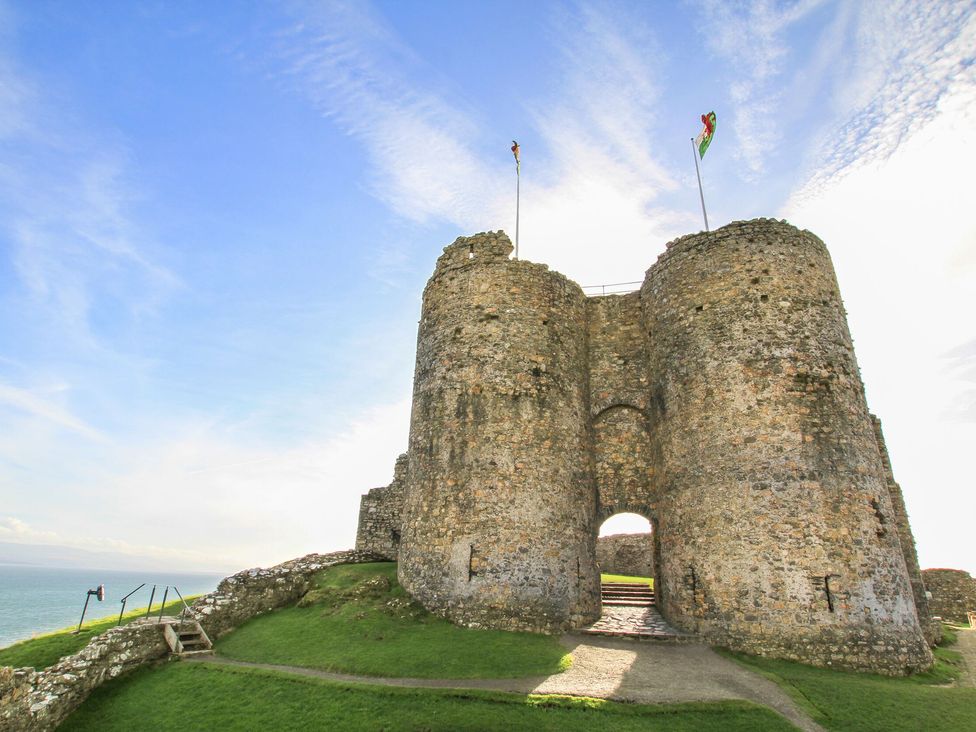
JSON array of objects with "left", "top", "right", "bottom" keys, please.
[
  {"left": 0, "top": 596, "right": 199, "bottom": 670},
  {"left": 60, "top": 662, "right": 795, "bottom": 732},
  {"left": 215, "top": 562, "right": 571, "bottom": 678},
  {"left": 721, "top": 628, "right": 975, "bottom": 732}
]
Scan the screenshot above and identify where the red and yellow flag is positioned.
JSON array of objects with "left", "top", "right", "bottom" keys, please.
[{"left": 511, "top": 140, "right": 520, "bottom": 171}]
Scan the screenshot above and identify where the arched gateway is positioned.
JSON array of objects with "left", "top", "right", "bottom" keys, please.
[{"left": 356, "top": 221, "right": 933, "bottom": 674}]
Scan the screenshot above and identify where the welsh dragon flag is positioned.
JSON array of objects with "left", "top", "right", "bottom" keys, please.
[{"left": 695, "top": 111, "right": 717, "bottom": 159}]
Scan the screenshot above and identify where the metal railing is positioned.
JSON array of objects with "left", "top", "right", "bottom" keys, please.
[
  {"left": 117, "top": 583, "right": 200, "bottom": 627},
  {"left": 581, "top": 281, "right": 642, "bottom": 296}
]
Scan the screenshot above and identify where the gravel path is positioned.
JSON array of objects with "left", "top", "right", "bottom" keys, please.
[
  {"left": 192, "top": 635, "right": 823, "bottom": 732},
  {"left": 954, "top": 627, "right": 976, "bottom": 688}
]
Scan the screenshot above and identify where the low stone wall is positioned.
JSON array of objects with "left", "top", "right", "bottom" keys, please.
[
  {"left": 922, "top": 568, "right": 976, "bottom": 625},
  {"left": 0, "top": 621, "right": 169, "bottom": 731},
  {"left": 596, "top": 533, "right": 654, "bottom": 578},
  {"left": 0, "top": 549, "right": 380, "bottom": 731},
  {"left": 192, "top": 549, "right": 380, "bottom": 639}
]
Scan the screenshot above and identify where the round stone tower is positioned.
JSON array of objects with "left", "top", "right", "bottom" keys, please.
[
  {"left": 641, "top": 219, "right": 931, "bottom": 672},
  {"left": 397, "top": 231, "right": 600, "bottom": 632}
]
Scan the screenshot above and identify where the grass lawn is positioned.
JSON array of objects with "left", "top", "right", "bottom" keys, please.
[
  {"left": 60, "top": 661, "right": 795, "bottom": 732},
  {"left": 215, "top": 562, "right": 571, "bottom": 678},
  {"left": 721, "top": 628, "right": 976, "bottom": 732},
  {"left": 0, "top": 596, "right": 199, "bottom": 671},
  {"left": 600, "top": 573, "right": 653, "bottom": 588}
]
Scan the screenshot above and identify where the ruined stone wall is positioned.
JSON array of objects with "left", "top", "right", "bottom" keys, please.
[
  {"left": 922, "top": 569, "right": 976, "bottom": 624},
  {"left": 0, "top": 622, "right": 169, "bottom": 732},
  {"left": 586, "top": 293, "right": 657, "bottom": 519},
  {"left": 641, "top": 219, "right": 931, "bottom": 673},
  {"left": 355, "top": 453, "right": 408, "bottom": 560},
  {"left": 596, "top": 533, "right": 654, "bottom": 578},
  {"left": 398, "top": 231, "right": 600, "bottom": 633}
]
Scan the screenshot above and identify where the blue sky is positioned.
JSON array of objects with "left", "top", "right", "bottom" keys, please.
[{"left": 0, "top": 0, "right": 973, "bottom": 574}]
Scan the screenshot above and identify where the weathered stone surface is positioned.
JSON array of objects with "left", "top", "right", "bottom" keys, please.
[
  {"left": 0, "top": 549, "right": 380, "bottom": 731},
  {"left": 356, "top": 453, "right": 407, "bottom": 560},
  {"left": 597, "top": 533, "right": 654, "bottom": 578},
  {"left": 0, "top": 621, "right": 168, "bottom": 732},
  {"left": 922, "top": 568, "right": 976, "bottom": 625},
  {"left": 397, "top": 231, "right": 600, "bottom": 633},
  {"left": 360, "top": 220, "right": 933, "bottom": 674}
]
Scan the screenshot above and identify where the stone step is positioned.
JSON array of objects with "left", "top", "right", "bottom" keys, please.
[{"left": 602, "top": 599, "right": 655, "bottom": 607}]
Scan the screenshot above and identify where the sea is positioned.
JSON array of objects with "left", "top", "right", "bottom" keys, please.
[{"left": 0, "top": 565, "right": 225, "bottom": 649}]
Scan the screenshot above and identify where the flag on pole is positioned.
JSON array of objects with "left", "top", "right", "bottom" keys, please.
[
  {"left": 695, "top": 112, "right": 717, "bottom": 159},
  {"left": 511, "top": 140, "right": 520, "bottom": 171}
]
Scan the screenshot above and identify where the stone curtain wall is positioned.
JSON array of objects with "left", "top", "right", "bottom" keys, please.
[
  {"left": 641, "top": 220, "right": 930, "bottom": 673},
  {"left": 398, "top": 232, "right": 601, "bottom": 633},
  {"left": 192, "top": 550, "right": 379, "bottom": 640},
  {"left": 383, "top": 219, "right": 933, "bottom": 674},
  {"left": 355, "top": 454, "right": 408, "bottom": 560},
  {"left": 922, "top": 569, "right": 976, "bottom": 624},
  {"left": 0, "top": 622, "right": 169, "bottom": 731},
  {"left": 596, "top": 533, "right": 654, "bottom": 578},
  {"left": 0, "top": 550, "right": 378, "bottom": 731}
]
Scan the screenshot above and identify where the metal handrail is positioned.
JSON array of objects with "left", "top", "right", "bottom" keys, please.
[
  {"left": 116, "top": 583, "right": 200, "bottom": 627},
  {"left": 581, "top": 281, "right": 642, "bottom": 296}
]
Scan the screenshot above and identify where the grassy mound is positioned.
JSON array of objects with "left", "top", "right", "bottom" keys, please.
[
  {"left": 215, "top": 562, "right": 571, "bottom": 679},
  {"left": 60, "top": 661, "right": 795, "bottom": 731},
  {"left": 601, "top": 573, "right": 653, "bottom": 587},
  {"left": 0, "top": 596, "right": 199, "bottom": 670},
  {"left": 721, "top": 630, "right": 976, "bottom": 732}
]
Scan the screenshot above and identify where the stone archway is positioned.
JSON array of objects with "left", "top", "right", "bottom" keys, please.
[{"left": 596, "top": 512, "right": 655, "bottom": 580}]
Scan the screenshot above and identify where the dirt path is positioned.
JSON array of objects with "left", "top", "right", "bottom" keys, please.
[
  {"left": 954, "top": 627, "right": 976, "bottom": 688},
  {"left": 191, "top": 635, "right": 823, "bottom": 732}
]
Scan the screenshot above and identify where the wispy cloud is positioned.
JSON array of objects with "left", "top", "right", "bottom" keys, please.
[
  {"left": 0, "top": 382, "right": 107, "bottom": 442},
  {"left": 792, "top": 0, "right": 976, "bottom": 202},
  {"left": 692, "top": 0, "right": 828, "bottom": 178},
  {"left": 0, "top": 46, "right": 178, "bottom": 348},
  {"left": 274, "top": 0, "right": 502, "bottom": 228},
  {"left": 274, "top": 0, "right": 685, "bottom": 285}
]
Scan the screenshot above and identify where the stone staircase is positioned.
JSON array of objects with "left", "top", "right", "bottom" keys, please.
[
  {"left": 161, "top": 618, "right": 213, "bottom": 656},
  {"left": 601, "top": 581, "right": 655, "bottom": 607}
]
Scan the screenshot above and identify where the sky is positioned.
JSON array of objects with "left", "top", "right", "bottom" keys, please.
[{"left": 0, "top": 0, "right": 973, "bottom": 575}]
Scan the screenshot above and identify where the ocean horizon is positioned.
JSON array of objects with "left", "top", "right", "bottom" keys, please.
[{"left": 0, "top": 564, "right": 225, "bottom": 649}]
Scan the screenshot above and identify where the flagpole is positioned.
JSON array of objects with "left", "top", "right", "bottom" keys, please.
[
  {"left": 691, "top": 137, "right": 709, "bottom": 232},
  {"left": 515, "top": 161, "right": 520, "bottom": 259}
]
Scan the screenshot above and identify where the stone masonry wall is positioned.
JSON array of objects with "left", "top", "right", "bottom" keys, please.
[
  {"left": 0, "top": 622, "right": 169, "bottom": 732},
  {"left": 0, "top": 549, "right": 379, "bottom": 731},
  {"left": 596, "top": 533, "right": 654, "bottom": 578},
  {"left": 586, "top": 293, "right": 658, "bottom": 520},
  {"left": 641, "top": 219, "right": 931, "bottom": 673},
  {"left": 355, "top": 453, "right": 408, "bottom": 560},
  {"left": 922, "top": 569, "right": 976, "bottom": 625},
  {"left": 398, "top": 231, "right": 600, "bottom": 633}
]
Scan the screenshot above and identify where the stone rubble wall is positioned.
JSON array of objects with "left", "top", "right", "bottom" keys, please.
[
  {"left": 0, "top": 550, "right": 379, "bottom": 731},
  {"left": 355, "top": 454, "right": 408, "bottom": 560},
  {"left": 922, "top": 568, "right": 976, "bottom": 625},
  {"left": 596, "top": 533, "right": 654, "bottom": 578},
  {"left": 398, "top": 231, "right": 601, "bottom": 633},
  {"left": 0, "top": 620, "right": 171, "bottom": 731}
]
